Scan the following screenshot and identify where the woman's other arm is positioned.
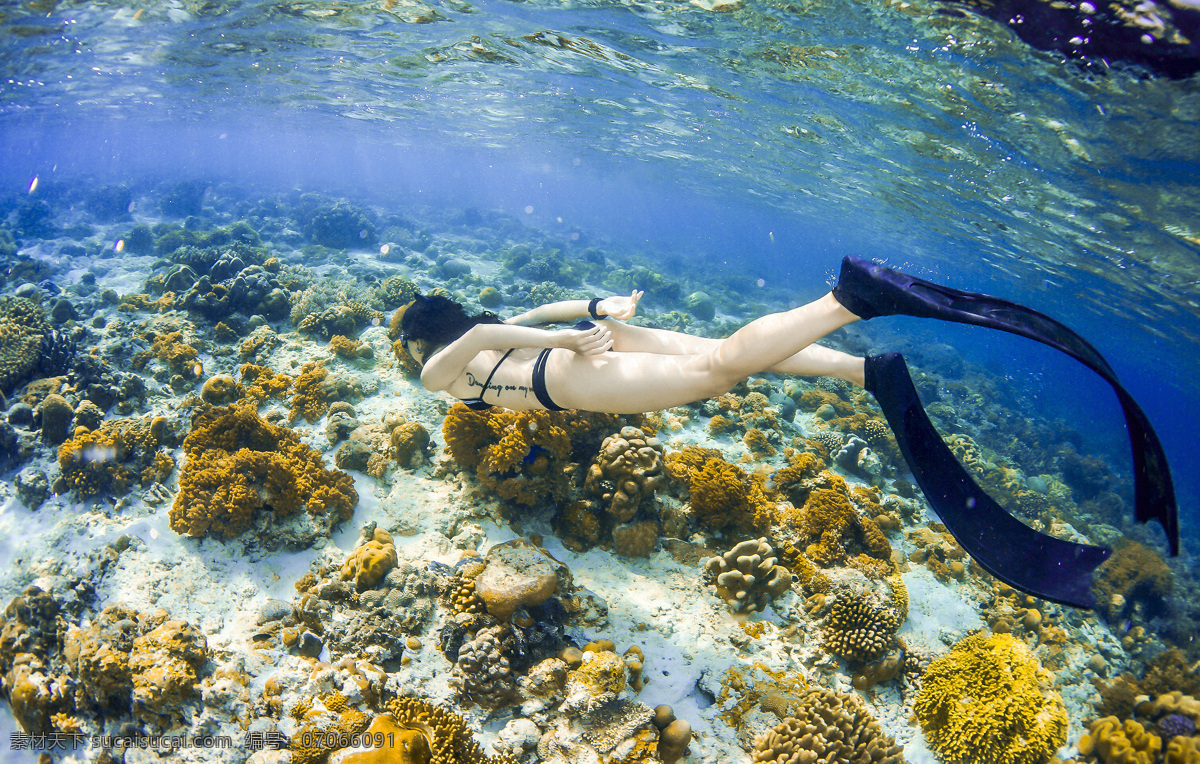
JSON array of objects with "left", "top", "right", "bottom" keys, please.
[
  {"left": 419, "top": 323, "right": 612, "bottom": 392},
  {"left": 505, "top": 290, "right": 643, "bottom": 326}
]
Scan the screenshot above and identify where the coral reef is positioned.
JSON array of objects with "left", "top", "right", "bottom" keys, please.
[
  {"left": 1, "top": 587, "right": 209, "bottom": 737},
  {"left": 750, "top": 686, "right": 904, "bottom": 764},
  {"left": 452, "top": 625, "right": 519, "bottom": 708},
  {"left": 382, "top": 692, "right": 516, "bottom": 763},
  {"left": 390, "top": 420, "right": 431, "bottom": 468},
  {"left": 472, "top": 539, "right": 565, "bottom": 621},
  {"left": 129, "top": 619, "right": 209, "bottom": 727},
  {"left": 914, "top": 632, "right": 1067, "bottom": 764},
  {"left": 169, "top": 404, "right": 357, "bottom": 541},
  {"left": 279, "top": 556, "right": 435, "bottom": 666},
  {"left": 704, "top": 538, "right": 792, "bottom": 613},
  {"left": 290, "top": 360, "right": 330, "bottom": 423},
  {"left": 375, "top": 275, "right": 419, "bottom": 309}
]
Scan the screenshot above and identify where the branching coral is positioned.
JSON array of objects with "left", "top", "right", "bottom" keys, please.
[
  {"left": 240, "top": 362, "right": 292, "bottom": 405},
  {"left": 169, "top": 404, "right": 357, "bottom": 539},
  {"left": 664, "top": 446, "right": 772, "bottom": 533},
  {"left": 705, "top": 538, "right": 792, "bottom": 613},
  {"left": 750, "top": 686, "right": 904, "bottom": 764},
  {"left": 771, "top": 451, "right": 825, "bottom": 503},
  {"left": 914, "top": 632, "right": 1067, "bottom": 764},
  {"left": 150, "top": 330, "right": 201, "bottom": 376},
  {"left": 443, "top": 404, "right": 572, "bottom": 505}
]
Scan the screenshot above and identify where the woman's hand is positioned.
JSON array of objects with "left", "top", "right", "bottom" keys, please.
[
  {"left": 598, "top": 290, "right": 642, "bottom": 320},
  {"left": 559, "top": 322, "right": 614, "bottom": 355}
]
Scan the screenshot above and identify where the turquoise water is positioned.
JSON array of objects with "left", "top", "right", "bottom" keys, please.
[
  {"left": 6, "top": 0, "right": 1196, "bottom": 541},
  {"left": 1, "top": 0, "right": 1198, "bottom": 757}
]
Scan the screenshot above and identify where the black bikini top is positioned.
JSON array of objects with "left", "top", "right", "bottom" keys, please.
[{"left": 460, "top": 348, "right": 515, "bottom": 411}]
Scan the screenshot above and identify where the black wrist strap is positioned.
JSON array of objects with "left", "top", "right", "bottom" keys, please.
[{"left": 588, "top": 297, "right": 603, "bottom": 319}]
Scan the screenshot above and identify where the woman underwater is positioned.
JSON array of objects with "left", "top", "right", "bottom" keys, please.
[
  {"left": 399, "top": 255, "right": 1178, "bottom": 610},
  {"left": 399, "top": 285, "right": 864, "bottom": 415}
]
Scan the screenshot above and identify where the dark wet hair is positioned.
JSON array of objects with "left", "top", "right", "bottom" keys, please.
[{"left": 398, "top": 294, "right": 503, "bottom": 355}]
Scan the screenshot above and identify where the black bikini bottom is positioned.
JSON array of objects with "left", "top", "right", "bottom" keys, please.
[{"left": 532, "top": 320, "right": 601, "bottom": 412}]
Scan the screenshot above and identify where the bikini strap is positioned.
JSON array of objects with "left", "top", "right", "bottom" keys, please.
[{"left": 477, "top": 348, "right": 515, "bottom": 404}]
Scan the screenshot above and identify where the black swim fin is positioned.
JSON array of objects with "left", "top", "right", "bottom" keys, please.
[
  {"left": 835, "top": 256, "right": 1179, "bottom": 558},
  {"left": 866, "top": 352, "right": 1110, "bottom": 608}
]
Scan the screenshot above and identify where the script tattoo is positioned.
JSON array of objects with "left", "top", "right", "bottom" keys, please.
[{"left": 465, "top": 372, "right": 534, "bottom": 401}]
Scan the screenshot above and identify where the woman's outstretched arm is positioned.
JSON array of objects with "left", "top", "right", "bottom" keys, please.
[
  {"left": 420, "top": 322, "right": 612, "bottom": 392},
  {"left": 505, "top": 291, "right": 643, "bottom": 326}
]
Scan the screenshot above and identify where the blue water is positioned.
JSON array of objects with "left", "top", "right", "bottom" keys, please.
[{"left": 3, "top": 0, "right": 1198, "bottom": 595}]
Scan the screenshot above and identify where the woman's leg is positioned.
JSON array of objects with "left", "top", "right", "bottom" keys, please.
[
  {"left": 695, "top": 292, "right": 863, "bottom": 391},
  {"left": 604, "top": 318, "right": 864, "bottom": 386}
]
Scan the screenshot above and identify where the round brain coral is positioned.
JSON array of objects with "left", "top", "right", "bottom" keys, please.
[
  {"left": 584, "top": 426, "right": 665, "bottom": 522},
  {"left": 822, "top": 593, "right": 900, "bottom": 663},
  {"left": 914, "top": 632, "right": 1067, "bottom": 764},
  {"left": 0, "top": 295, "right": 50, "bottom": 393}
]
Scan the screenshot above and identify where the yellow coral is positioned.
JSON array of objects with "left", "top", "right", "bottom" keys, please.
[
  {"left": 1166, "top": 737, "right": 1200, "bottom": 764},
  {"left": 341, "top": 529, "right": 398, "bottom": 591},
  {"left": 0, "top": 296, "right": 50, "bottom": 393},
  {"left": 384, "top": 695, "right": 520, "bottom": 764},
  {"left": 290, "top": 361, "right": 330, "bottom": 423},
  {"left": 151, "top": 330, "right": 201, "bottom": 376},
  {"left": 708, "top": 414, "right": 736, "bottom": 435},
  {"left": 57, "top": 416, "right": 172, "bottom": 498},
  {"left": 663, "top": 446, "right": 771, "bottom": 533},
  {"left": 583, "top": 426, "right": 665, "bottom": 522},
  {"left": 332, "top": 713, "right": 432, "bottom": 763},
  {"left": 751, "top": 686, "right": 903, "bottom": 764},
  {"left": 744, "top": 428, "right": 776, "bottom": 457},
  {"left": 240, "top": 363, "right": 293, "bottom": 404},
  {"left": 329, "top": 335, "right": 364, "bottom": 359},
  {"left": 391, "top": 422, "right": 431, "bottom": 466},
  {"left": 798, "top": 481, "right": 891, "bottom": 567},
  {"left": 58, "top": 428, "right": 134, "bottom": 497},
  {"left": 822, "top": 593, "right": 900, "bottom": 662},
  {"left": 885, "top": 575, "right": 908, "bottom": 623},
  {"left": 1092, "top": 539, "right": 1174, "bottom": 623},
  {"left": 771, "top": 451, "right": 824, "bottom": 500},
  {"left": 915, "top": 632, "right": 1067, "bottom": 764},
  {"left": 442, "top": 404, "right": 571, "bottom": 506},
  {"left": 1077, "top": 717, "right": 1163, "bottom": 764},
  {"left": 169, "top": 404, "right": 357, "bottom": 539}
]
